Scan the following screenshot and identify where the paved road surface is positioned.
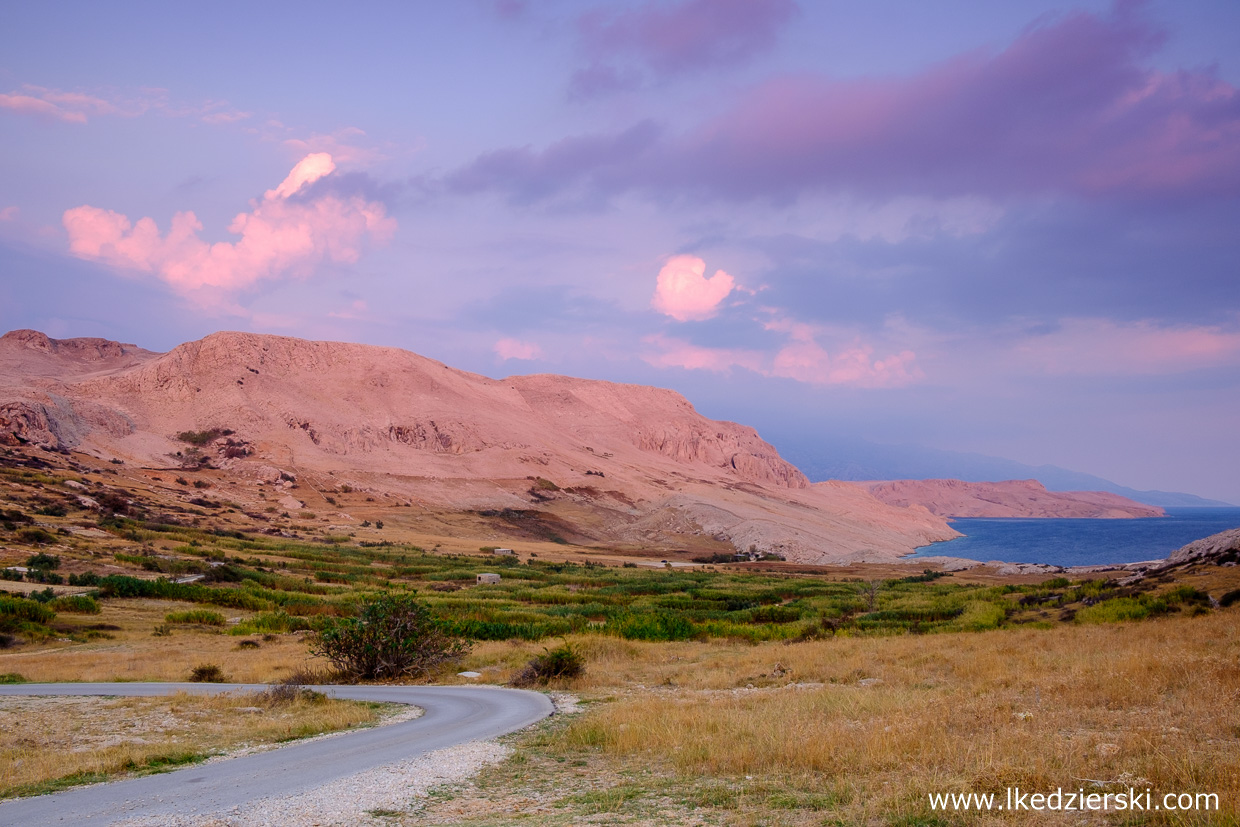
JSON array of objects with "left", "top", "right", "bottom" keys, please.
[{"left": 0, "top": 682, "right": 554, "bottom": 826}]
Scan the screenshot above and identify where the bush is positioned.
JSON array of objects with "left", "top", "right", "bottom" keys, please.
[
  {"left": 188, "top": 663, "right": 228, "bottom": 682},
  {"left": 177, "top": 429, "right": 231, "bottom": 446},
  {"left": 49, "top": 595, "right": 101, "bottom": 614},
  {"left": 605, "top": 611, "right": 696, "bottom": 641},
  {"left": 24, "top": 569, "right": 63, "bottom": 585},
  {"left": 0, "top": 596, "right": 56, "bottom": 624},
  {"left": 310, "top": 594, "right": 471, "bottom": 680},
  {"left": 511, "top": 642, "right": 585, "bottom": 686},
  {"left": 1076, "top": 596, "right": 1157, "bottom": 624},
  {"left": 166, "top": 609, "right": 226, "bottom": 626},
  {"left": 27, "top": 587, "right": 57, "bottom": 603},
  {"left": 0, "top": 672, "right": 28, "bottom": 683},
  {"left": 16, "top": 528, "right": 56, "bottom": 546}
]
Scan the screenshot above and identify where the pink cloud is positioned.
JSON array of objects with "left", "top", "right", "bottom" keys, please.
[
  {"left": 494, "top": 338, "right": 543, "bottom": 360},
  {"left": 63, "top": 154, "right": 395, "bottom": 294},
  {"left": 0, "top": 207, "right": 17, "bottom": 222},
  {"left": 643, "top": 319, "right": 921, "bottom": 388},
  {"left": 0, "top": 85, "right": 139, "bottom": 123},
  {"left": 200, "top": 108, "right": 251, "bottom": 125},
  {"left": 0, "top": 92, "right": 87, "bottom": 123},
  {"left": 1015, "top": 318, "right": 1240, "bottom": 375},
  {"left": 1, "top": 84, "right": 260, "bottom": 129},
  {"left": 281, "top": 127, "right": 392, "bottom": 166},
  {"left": 642, "top": 334, "right": 763, "bottom": 374},
  {"left": 651, "top": 255, "right": 736, "bottom": 321}
]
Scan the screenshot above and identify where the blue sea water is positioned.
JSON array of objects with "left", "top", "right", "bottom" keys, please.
[{"left": 911, "top": 508, "right": 1240, "bottom": 567}]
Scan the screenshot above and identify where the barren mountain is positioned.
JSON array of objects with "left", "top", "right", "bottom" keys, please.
[
  {"left": 0, "top": 330, "right": 958, "bottom": 563},
  {"left": 854, "top": 478, "right": 1164, "bottom": 519}
]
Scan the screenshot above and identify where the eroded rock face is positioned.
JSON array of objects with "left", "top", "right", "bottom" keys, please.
[
  {"left": 0, "top": 400, "right": 62, "bottom": 447},
  {"left": 635, "top": 427, "right": 808, "bottom": 489}
]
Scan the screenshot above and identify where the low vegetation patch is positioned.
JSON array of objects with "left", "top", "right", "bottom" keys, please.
[
  {"left": 165, "top": 609, "right": 226, "bottom": 626},
  {"left": 510, "top": 642, "right": 585, "bottom": 686},
  {"left": 0, "top": 690, "right": 379, "bottom": 799}
]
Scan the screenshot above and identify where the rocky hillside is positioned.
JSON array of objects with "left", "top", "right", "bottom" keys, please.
[
  {"left": 0, "top": 329, "right": 957, "bottom": 563},
  {"left": 854, "top": 478, "right": 1163, "bottom": 519}
]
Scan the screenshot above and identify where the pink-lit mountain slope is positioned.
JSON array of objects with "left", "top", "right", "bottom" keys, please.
[{"left": 0, "top": 329, "right": 957, "bottom": 563}]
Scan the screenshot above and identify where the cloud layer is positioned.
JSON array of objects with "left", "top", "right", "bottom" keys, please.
[
  {"left": 569, "top": 0, "right": 796, "bottom": 98},
  {"left": 64, "top": 154, "right": 394, "bottom": 294},
  {"left": 455, "top": 5, "right": 1240, "bottom": 203}
]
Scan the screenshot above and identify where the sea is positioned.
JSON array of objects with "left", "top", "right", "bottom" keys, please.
[{"left": 911, "top": 508, "right": 1240, "bottom": 567}]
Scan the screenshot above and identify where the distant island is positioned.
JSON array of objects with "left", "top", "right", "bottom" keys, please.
[{"left": 852, "top": 478, "right": 1163, "bottom": 519}]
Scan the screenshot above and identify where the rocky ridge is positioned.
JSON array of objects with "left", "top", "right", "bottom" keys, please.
[
  {"left": 0, "top": 329, "right": 956, "bottom": 563},
  {"left": 855, "top": 477, "right": 1163, "bottom": 519}
]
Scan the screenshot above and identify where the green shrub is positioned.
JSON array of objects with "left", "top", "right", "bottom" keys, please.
[
  {"left": 605, "top": 611, "right": 696, "bottom": 641},
  {"left": 27, "top": 587, "right": 57, "bottom": 603},
  {"left": 311, "top": 594, "right": 471, "bottom": 680},
  {"left": 511, "top": 642, "right": 585, "bottom": 686},
  {"left": 229, "top": 611, "right": 314, "bottom": 636},
  {"left": 0, "top": 596, "right": 56, "bottom": 624},
  {"left": 16, "top": 528, "right": 56, "bottom": 545},
  {"left": 954, "top": 601, "right": 1006, "bottom": 631},
  {"left": 166, "top": 609, "right": 226, "bottom": 626},
  {"left": 748, "top": 605, "right": 802, "bottom": 624},
  {"left": 1076, "top": 597, "right": 1156, "bottom": 624},
  {"left": 48, "top": 595, "right": 101, "bottom": 614},
  {"left": 0, "top": 673, "right": 28, "bottom": 684},
  {"left": 188, "top": 663, "right": 228, "bottom": 682}
]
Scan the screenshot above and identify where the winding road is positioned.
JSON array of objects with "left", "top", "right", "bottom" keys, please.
[{"left": 0, "top": 682, "right": 554, "bottom": 826}]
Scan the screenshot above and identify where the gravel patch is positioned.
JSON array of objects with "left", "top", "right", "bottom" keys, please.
[{"left": 116, "top": 739, "right": 513, "bottom": 827}]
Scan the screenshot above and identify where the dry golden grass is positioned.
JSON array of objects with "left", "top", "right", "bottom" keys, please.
[
  {"left": 447, "top": 611, "right": 1240, "bottom": 825},
  {"left": 0, "top": 690, "right": 380, "bottom": 798},
  {"left": 0, "top": 599, "right": 329, "bottom": 683}
]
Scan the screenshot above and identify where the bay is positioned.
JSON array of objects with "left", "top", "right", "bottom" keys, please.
[{"left": 911, "top": 508, "right": 1240, "bottom": 567}]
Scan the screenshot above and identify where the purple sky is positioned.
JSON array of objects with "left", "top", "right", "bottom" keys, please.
[{"left": 2, "top": 0, "right": 1238, "bottom": 503}]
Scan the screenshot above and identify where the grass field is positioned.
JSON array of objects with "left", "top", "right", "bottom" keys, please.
[{"left": 2, "top": 445, "right": 1239, "bottom": 822}]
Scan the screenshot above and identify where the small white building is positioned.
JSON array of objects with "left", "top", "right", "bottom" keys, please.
[
  {"left": 492, "top": 548, "right": 515, "bottom": 556},
  {"left": 476, "top": 572, "right": 501, "bottom": 584}
]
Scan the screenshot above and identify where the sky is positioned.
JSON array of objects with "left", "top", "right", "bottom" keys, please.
[{"left": 1, "top": 0, "right": 1238, "bottom": 503}]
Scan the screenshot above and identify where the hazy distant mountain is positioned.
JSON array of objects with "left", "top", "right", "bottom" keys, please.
[{"left": 772, "top": 438, "right": 1234, "bottom": 508}]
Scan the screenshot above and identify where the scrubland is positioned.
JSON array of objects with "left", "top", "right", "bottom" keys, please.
[{"left": 2, "top": 446, "right": 1239, "bottom": 822}]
